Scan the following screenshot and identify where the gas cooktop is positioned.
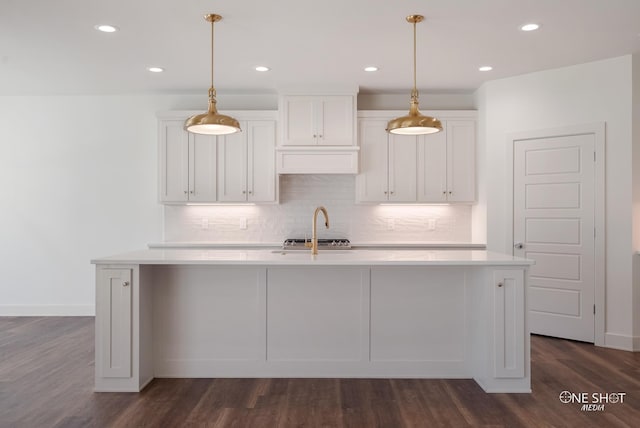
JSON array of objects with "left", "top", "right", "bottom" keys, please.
[{"left": 282, "top": 238, "right": 351, "bottom": 250}]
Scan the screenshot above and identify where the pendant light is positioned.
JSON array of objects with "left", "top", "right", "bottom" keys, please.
[
  {"left": 185, "top": 14, "right": 240, "bottom": 135},
  {"left": 386, "top": 15, "right": 442, "bottom": 135}
]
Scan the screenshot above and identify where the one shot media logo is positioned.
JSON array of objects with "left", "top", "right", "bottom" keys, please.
[{"left": 559, "top": 390, "right": 627, "bottom": 412}]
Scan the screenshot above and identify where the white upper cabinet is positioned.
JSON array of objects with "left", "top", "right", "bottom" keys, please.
[
  {"left": 158, "top": 112, "right": 277, "bottom": 204},
  {"left": 218, "top": 120, "right": 276, "bottom": 202},
  {"left": 445, "top": 120, "right": 476, "bottom": 202},
  {"left": 356, "top": 119, "right": 417, "bottom": 202},
  {"left": 280, "top": 94, "right": 356, "bottom": 146},
  {"left": 159, "top": 120, "right": 216, "bottom": 203},
  {"left": 417, "top": 119, "right": 476, "bottom": 203},
  {"left": 358, "top": 111, "right": 476, "bottom": 204}
]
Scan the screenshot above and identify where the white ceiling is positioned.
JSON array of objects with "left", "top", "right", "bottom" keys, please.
[{"left": 1, "top": 0, "right": 639, "bottom": 96}]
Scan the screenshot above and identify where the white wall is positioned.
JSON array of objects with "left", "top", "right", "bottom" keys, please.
[
  {"left": 476, "top": 55, "right": 636, "bottom": 348},
  {"left": 0, "top": 92, "right": 474, "bottom": 315}
]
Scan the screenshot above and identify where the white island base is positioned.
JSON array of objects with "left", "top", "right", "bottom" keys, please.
[{"left": 93, "top": 250, "right": 531, "bottom": 393}]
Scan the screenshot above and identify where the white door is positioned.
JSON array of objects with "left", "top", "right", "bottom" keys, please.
[
  {"left": 388, "top": 133, "right": 417, "bottom": 202},
  {"left": 217, "top": 122, "right": 248, "bottom": 202},
  {"left": 513, "top": 133, "right": 595, "bottom": 342},
  {"left": 282, "top": 96, "right": 316, "bottom": 145},
  {"left": 417, "top": 126, "right": 447, "bottom": 202},
  {"left": 446, "top": 120, "right": 475, "bottom": 202},
  {"left": 319, "top": 96, "right": 353, "bottom": 146},
  {"left": 189, "top": 133, "right": 218, "bottom": 202},
  {"left": 159, "top": 120, "right": 189, "bottom": 202},
  {"left": 247, "top": 120, "right": 276, "bottom": 202},
  {"left": 356, "top": 119, "right": 389, "bottom": 202}
]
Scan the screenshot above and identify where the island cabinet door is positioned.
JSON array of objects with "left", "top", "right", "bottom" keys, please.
[
  {"left": 96, "top": 268, "right": 132, "bottom": 379},
  {"left": 493, "top": 269, "right": 525, "bottom": 378}
]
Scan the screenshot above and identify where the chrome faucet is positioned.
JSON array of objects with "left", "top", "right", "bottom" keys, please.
[{"left": 305, "top": 206, "right": 329, "bottom": 255}]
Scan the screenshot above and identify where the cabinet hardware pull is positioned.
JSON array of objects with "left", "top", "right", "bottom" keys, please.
[
  {"left": 497, "top": 282, "right": 503, "bottom": 288},
  {"left": 242, "top": 190, "right": 246, "bottom": 194},
  {"left": 319, "top": 135, "right": 323, "bottom": 138},
  {"left": 449, "top": 191, "right": 452, "bottom": 195},
  {"left": 189, "top": 190, "right": 194, "bottom": 194},
  {"left": 123, "top": 281, "right": 129, "bottom": 287},
  {"left": 384, "top": 191, "right": 388, "bottom": 194},
  {"left": 184, "top": 190, "right": 188, "bottom": 194},
  {"left": 248, "top": 191, "right": 252, "bottom": 194},
  {"left": 390, "top": 191, "right": 394, "bottom": 195},
  {"left": 313, "top": 135, "right": 317, "bottom": 138}
]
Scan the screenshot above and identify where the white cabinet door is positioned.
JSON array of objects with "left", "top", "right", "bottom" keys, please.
[
  {"left": 217, "top": 122, "right": 248, "bottom": 202},
  {"left": 189, "top": 133, "right": 218, "bottom": 202},
  {"left": 417, "top": 127, "right": 447, "bottom": 202},
  {"left": 281, "top": 96, "right": 317, "bottom": 146},
  {"left": 281, "top": 95, "right": 355, "bottom": 146},
  {"left": 318, "top": 96, "right": 354, "bottom": 146},
  {"left": 493, "top": 269, "right": 525, "bottom": 378},
  {"left": 356, "top": 119, "right": 417, "bottom": 203},
  {"left": 416, "top": 119, "right": 475, "bottom": 203},
  {"left": 159, "top": 119, "right": 217, "bottom": 203},
  {"left": 447, "top": 120, "right": 475, "bottom": 202},
  {"left": 159, "top": 120, "right": 189, "bottom": 202},
  {"left": 218, "top": 120, "right": 277, "bottom": 203},
  {"left": 356, "top": 119, "right": 389, "bottom": 202},
  {"left": 247, "top": 121, "right": 276, "bottom": 202},
  {"left": 97, "top": 268, "right": 132, "bottom": 379},
  {"left": 388, "top": 134, "right": 417, "bottom": 202}
]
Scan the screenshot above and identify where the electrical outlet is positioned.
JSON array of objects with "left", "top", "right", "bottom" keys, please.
[
  {"left": 239, "top": 217, "right": 247, "bottom": 230},
  {"left": 201, "top": 218, "right": 209, "bottom": 230},
  {"left": 427, "top": 218, "right": 437, "bottom": 231},
  {"left": 387, "top": 218, "right": 395, "bottom": 231}
]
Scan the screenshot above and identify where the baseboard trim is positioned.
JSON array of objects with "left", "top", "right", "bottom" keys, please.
[
  {"left": 604, "top": 332, "right": 639, "bottom": 352},
  {"left": 0, "top": 305, "right": 95, "bottom": 316}
]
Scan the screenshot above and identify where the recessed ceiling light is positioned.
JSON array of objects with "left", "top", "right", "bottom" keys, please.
[
  {"left": 478, "top": 66, "right": 493, "bottom": 72},
  {"left": 520, "top": 23, "right": 540, "bottom": 32},
  {"left": 147, "top": 67, "right": 164, "bottom": 73},
  {"left": 364, "top": 66, "right": 379, "bottom": 72},
  {"left": 95, "top": 24, "right": 118, "bottom": 33},
  {"left": 255, "top": 66, "right": 270, "bottom": 72}
]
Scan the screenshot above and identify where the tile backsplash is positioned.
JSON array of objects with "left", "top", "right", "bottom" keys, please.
[{"left": 163, "top": 175, "right": 472, "bottom": 243}]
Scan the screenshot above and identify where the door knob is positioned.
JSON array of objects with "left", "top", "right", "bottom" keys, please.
[{"left": 514, "top": 242, "right": 524, "bottom": 249}]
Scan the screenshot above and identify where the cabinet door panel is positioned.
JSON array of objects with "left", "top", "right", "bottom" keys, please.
[
  {"left": 248, "top": 121, "right": 276, "bottom": 202},
  {"left": 282, "top": 97, "right": 316, "bottom": 145},
  {"left": 159, "top": 120, "right": 189, "bottom": 202},
  {"left": 417, "top": 129, "right": 447, "bottom": 202},
  {"left": 190, "top": 133, "right": 218, "bottom": 202},
  {"left": 356, "top": 119, "right": 389, "bottom": 202},
  {"left": 217, "top": 123, "right": 248, "bottom": 202},
  {"left": 319, "top": 96, "right": 354, "bottom": 146},
  {"left": 388, "top": 134, "right": 417, "bottom": 202},
  {"left": 97, "top": 268, "right": 132, "bottom": 379},
  {"left": 447, "top": 120, "right": 475, "bottom": 202},
  {"left": 493, "top": 269, "right": 525, "bottom": 378}
]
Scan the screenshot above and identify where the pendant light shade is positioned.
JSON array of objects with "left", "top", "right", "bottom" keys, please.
[
  {"left": 386, "top": 15, "right": 442, "bottom": 135},
  {"left": 185, "top": 14, "right": 240, "bottom": 135}
]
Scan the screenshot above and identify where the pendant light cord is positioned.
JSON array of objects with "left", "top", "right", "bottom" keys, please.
[
  {"left": 412, "top": 19, "right": 418, "bottom": 102},
  {"left": 210, "top": 19, "right": 215, "bottom": 90}
]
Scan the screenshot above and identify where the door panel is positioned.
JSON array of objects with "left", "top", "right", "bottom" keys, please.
[{"left": 514, "top": 133, "right": 595, "bottom": 342}]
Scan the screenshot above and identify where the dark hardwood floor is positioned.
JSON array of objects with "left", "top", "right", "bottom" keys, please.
[{"left": 0, "top": 317, "right": 638, "bottom": 428}]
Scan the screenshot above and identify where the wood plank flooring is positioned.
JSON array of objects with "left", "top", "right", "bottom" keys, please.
[{"left": 0, "top": 317, "right": 638, "bottom": 427}]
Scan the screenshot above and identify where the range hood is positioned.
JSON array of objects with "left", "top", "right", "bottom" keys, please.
[{"left": 275, "top": 146, "right": 359, "bottom": 174}]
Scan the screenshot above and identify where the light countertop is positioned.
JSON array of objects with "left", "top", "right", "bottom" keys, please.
[
  {"left": 147, "top": 242, "right": 487, "bottom": 250},
  {"left": 92, "top": 248, "right": 531, "bottom": 267}
]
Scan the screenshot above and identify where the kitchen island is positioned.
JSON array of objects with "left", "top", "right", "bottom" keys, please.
[{"left": 91, "top": 249, "right": 532, "bottom": 393}]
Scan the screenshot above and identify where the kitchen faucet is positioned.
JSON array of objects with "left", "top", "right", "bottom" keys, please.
[{"left": 305, "top": 206, "right": 329, "bottom": 255}]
